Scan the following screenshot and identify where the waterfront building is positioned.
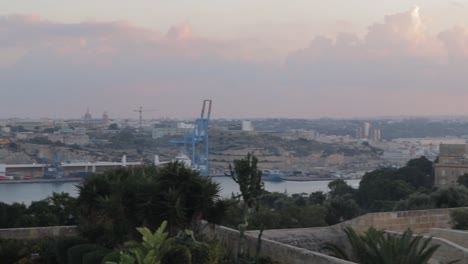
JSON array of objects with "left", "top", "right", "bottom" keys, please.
[{"left": 434, "top": 144, "right": 468, "bottom": 187}]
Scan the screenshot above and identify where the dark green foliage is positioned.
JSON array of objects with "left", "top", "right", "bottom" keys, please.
[
  {"left": 0, "top": 239, "right": 27, "bottom": 264},
  {"left": 27, "top": 136, "right": 53, "bottom": 145},
  {"left": 309, "top": 191, "right": 326, "bottom": 205},
  {"left": 394, "top": 193, "right": 434, "bottom": 211},
  {"left": 325, "top": 227, "right": 440, "bottom": 264},
  {"left": 357, "top": 168, "right": 414, "bottom": 210},
  {"left": 77, "top": 163, "right": 222, "bottom": 246},
  {"left": 228, "top": 153, "right": 263, "bottom": 209},
  {"left": 256, "top": 256, "right": 282, "bottom": 264},
  {"left": 31, "top": 238, "right": 58, "bottom": 264},
  {"left": 187, "top": 242, "right": 214, "bottom": 264},
  {"left": 325, "top": 195, "right": 360, "bottom": 224},
  {"left": 227, "top": 153, "right": 265, "bottom": 263},
  {"left": 457, "top": 173, "right": 468, "bottom": 188},
  {"left": 161, "top": 244, "right": 192, "bottom": 264},
  {"left": 0, "top": 238, "right": 65, "bottom": 264},
  {"left": 406, "top": 156, "right": 433, "bottom": 178},
  {"left": 0, "top": 202, "right": 27, "bottom": 228},
  {"left": 100, "top": 250, "right": 121, "bottom": 263},
  {"left": 450, "top": 208, "right": 468, "bottom": 230},
  {"left": 431, "top": 186, "right": 468, "bottom": 208},
  {"left": 222, "top": 192, "right": 330, "bottom": 230},
  {"left": 67, "top": 244, "right": 104, "bottom": 264},
  {"left": 328, "top": 179, "right": 356, "bottom": 198},
  {"left": 82, "top": 249, "right": 112, "bottom": 264},
  {"left": 108, "top": 123, "right": 119, "bottom": 130},
  {"left": 55, "top": 237, "right": 88, "bottom": 264},
  {"left": 357, "top": 157, "right": 438, "bottom": 212},
  {"left": 0, "top": 192, "right": 77, "bottom": 228}
]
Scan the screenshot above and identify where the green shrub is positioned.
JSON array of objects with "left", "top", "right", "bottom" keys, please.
[
  {"left": 31, "top": 238, "right": 58, "bottom": 264},
  {"left": 82, "top": 249, "right": 111, "bottom": 264},
  {"left": 256, "top": 256, "right": 282, "bottom": 264},
  {"left": 0, "top": 239, "right": 27, "bottom": 264},
  {"left": 188, "top": 242, "right": 213, "bottom": 264},
  {"left": 67, "top": 244, "right": 103, "bottom": 264},
  {"left": 451, "top": 208, "right": 468, "bottom": 230},
  {"left": 161, "top": 244, "right": 192, "bottom": 264},
  {"left": 55, "top": 237, "right": 88, "bottom": 264},
  {"left": 101, "top": 250, "right": 121, "bottom": 264}
]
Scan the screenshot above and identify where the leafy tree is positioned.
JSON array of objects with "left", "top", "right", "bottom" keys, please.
[
  {"left": 457, "top": 173, "right": 468, "bottom": 188},
  {"left": 324, "top": 227, "right": 440, "bottom": 264},
  {"left": 431, "top": 186, "right": 468, "bottom": 208},
  {"left": 406, "top": 156, "right": 433, "bottom": 176},
  {"left": 111, "top": 221, "right": 169, "bottom": 264},
  {"left": 394, "top": 193, "right": 434, "bottom": 211},
  {"left": 227, "top": 153, "right": 263, "bottom": 263},
  {"left": 357, "top": 169, "right": 414, "bottom": 210},
  {"left": 43, "top": 127, "right": 60, "bottom": 133},
  {"left": 77, "top": 163, "right": 222, "bottom": 247},
  {"left": 328, "top": 179, "right": 356, "bottom": 198},
  {"left": 0, "top": 202, "right": 27, "bottom": 228},
  {"left": 397, "top": 166, "right": 432, "bottom": 189},
  {"left": 108, "top": 123, "right": 119, "bottom": 130},
  {"left": 325, "top": 194, "right": 360, "bottom": 224},
  {"left": 450, "top": 208, "right": 468, "bottom": 230},
  {"left": 309, "top": 191, "right": 326, "bottom": 205}
]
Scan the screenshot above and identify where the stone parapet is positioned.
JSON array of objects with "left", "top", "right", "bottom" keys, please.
[
  {"left": 386, "top": 230, "right": 468, "bottom": 264},
  {"left": 335, "top": 207, "right": 462, "bottom": 234},
  {"left": 429, "top": 228, "right": 468, "bottom": 249},
  {"left": 199, "top": 223, "right": 356, "bottom": 264},
  {"left": 0, "top": 226, "right": 78, "bottom": 240}
]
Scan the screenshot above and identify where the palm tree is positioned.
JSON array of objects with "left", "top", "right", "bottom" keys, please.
[
  {"left": 324, "top": 227, "right": 444, "bottom": 264},
  {"left": 76, "top": 163, "right": 223, "bottom": 246}
]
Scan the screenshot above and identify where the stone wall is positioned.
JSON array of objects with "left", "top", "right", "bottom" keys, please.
[
  {"left": 335, "top": 207, "right": 461, "bottom": 234},
  {"left": 0, "top": 226, "right": 78, "bottom": 240},
  {"left": 199, "top": 223, "right": 355, "bottom": 264},
  {"left": 429, "top": 228, "right": 468, "bottom": 249},
  {"left": 249, "top": 226, "right": 351, "bottom": 255},
  {"left": 386, "top": 231, "right": 468, "bottom": 264}
]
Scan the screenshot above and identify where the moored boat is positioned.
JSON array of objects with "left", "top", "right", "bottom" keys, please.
[{"left": 261, "top": 169, "right": 288, "bottom": 182}]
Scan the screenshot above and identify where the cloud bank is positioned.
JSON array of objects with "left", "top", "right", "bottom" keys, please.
[{"left": 2, "top": 8, "right": 468, "bottom": 118}]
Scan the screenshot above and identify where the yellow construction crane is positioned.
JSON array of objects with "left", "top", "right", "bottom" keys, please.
[{"left": 133, "top": 107, "right": 157, "bottom": 129}]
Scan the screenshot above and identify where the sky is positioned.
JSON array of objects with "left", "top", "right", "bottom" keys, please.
[{"left": 2, "top": 1, "right": 468, "bottom": 119}]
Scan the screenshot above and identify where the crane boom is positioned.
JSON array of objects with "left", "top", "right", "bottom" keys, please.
[{"left": 133, "top": 106, "right": 157, "bottom": 129}]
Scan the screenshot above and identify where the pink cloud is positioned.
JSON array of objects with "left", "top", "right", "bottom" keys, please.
[{"left": 3, "top": 7, "right": 468, "bottom": 118}]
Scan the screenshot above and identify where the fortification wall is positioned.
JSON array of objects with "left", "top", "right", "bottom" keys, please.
[
  {"left": 199, "top": 223, "right": 356, "bottom": 264},
  {"left": 429, "top": 228, "right": 468, "bottom": 249},
  {"left": 0, "top": 226, "right": 78, "bottom": 240},
  {"left": 386, "top": 231, "right": 468, "bottom": 264},
  {"left": 335, "top": 207, "right": 460, "bottom": 233}
]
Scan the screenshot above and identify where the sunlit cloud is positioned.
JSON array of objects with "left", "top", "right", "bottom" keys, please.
[{"left": 2, "top": 7, "right": 468, "bottom": 118}]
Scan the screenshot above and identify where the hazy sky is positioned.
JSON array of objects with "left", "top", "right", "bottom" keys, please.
[{"left": 2, "top": 1, "right": 468, "bottom": 119}]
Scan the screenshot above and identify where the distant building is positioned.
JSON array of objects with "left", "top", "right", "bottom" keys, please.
[
  {"left": 364, "top": 122, "right": 371, "bottom": 138},
  {"left": 48, "top": 134, "right": 90, "bottom": 145},
  {"left": 282, "top": 129, "right": 318, "bottom": 141},
  {"left": 152, "top": 123, "right": 194, "bottom": 139},
  {"left": 356, "top": 127, "right": 363, "bottom": 139},
  {"left": 371, "top": 128, "right": 382, "bottom": 143},
  {"left": 434, "top": 144, "right": 468, "bottom": 187},
  {"left": 14, "top": 119, "right": 54, "bottom": 130},
  {"left": 242, "top": 120, "right": 254, "bottom": 131}
]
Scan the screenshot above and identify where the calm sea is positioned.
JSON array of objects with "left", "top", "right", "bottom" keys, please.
[{"left": 0, "top": 177, "right": 360, "bottom": 205}]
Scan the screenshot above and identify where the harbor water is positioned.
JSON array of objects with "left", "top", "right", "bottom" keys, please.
[{"left": 0, "top": 177, "right": 360, "bottom": 205}]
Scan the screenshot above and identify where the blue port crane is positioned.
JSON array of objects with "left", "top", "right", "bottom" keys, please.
[
  {"left": 170, "top": 100, "right": 212, "bottom": 176},
  {"left": 41, "top": 150, "right": 64, "bottom": 179}
]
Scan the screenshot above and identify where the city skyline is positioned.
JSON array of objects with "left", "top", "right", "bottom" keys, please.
[{"left": 2, "top": 2, "right": 468, "bottom": 118}]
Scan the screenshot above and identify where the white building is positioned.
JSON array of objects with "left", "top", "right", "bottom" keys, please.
[{"left": 242, "top": 121, "right": 254, "bottom": 131}]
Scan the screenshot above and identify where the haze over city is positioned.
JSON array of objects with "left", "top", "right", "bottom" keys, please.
[{"left": 2, "top": 1, "right": 468, "bottom": 119}]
